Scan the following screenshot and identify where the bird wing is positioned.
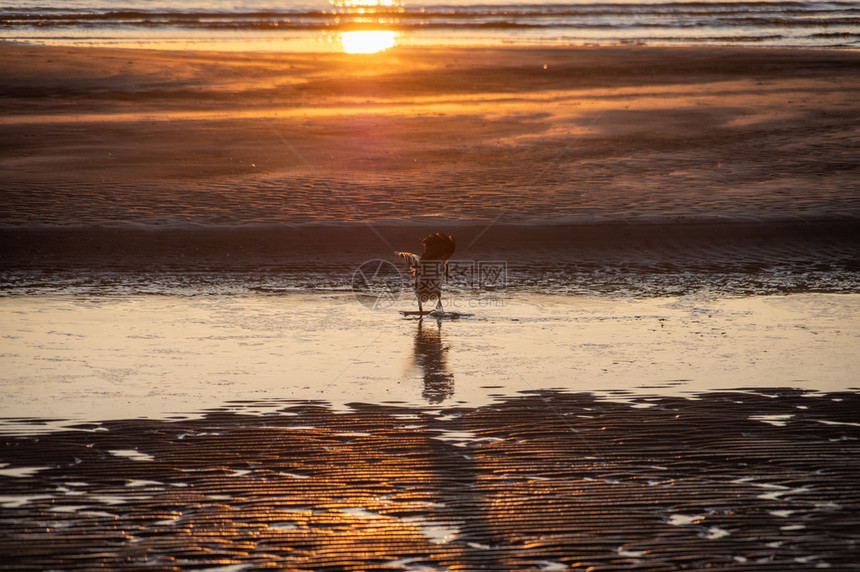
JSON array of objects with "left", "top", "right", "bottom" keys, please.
[
  {"left": 420, "top": 233, "right": 456, "bottom": 261},
  {"left": 395, "top": 251, "right": 421, "bottom": 269}
]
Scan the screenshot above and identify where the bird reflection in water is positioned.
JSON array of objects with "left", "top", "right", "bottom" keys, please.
[{"left": 413, "top": 318, "right": 454, "bottom": 404}]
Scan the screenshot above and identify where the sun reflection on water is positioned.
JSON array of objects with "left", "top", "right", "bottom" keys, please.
[
  {"left": 340, "top": 30, "right": 398, "bottom": 54},
  {"left": 332, "top": 0, "right": 403, "bottom": 53}
]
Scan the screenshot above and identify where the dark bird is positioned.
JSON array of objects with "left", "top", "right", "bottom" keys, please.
[{"left": 396, "top": 233, "right": 456, "bottom": 315}]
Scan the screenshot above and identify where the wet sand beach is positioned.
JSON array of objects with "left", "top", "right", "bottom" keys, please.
[
  {"left": 2, "top": 390, "right": 859, "bottom": 570},
  {"left": 2, "top": 291, "right": 859, "bottom": 569},
  {"left": 2, "top": 41, "right": 860, "bottom": 570},
  {"left": 1, "top": 44, "right": 859, "bottom": 225}
]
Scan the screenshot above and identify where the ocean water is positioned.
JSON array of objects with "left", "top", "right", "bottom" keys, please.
[{"left": 2, "top": 0, "right": 858, "bottom": 50}]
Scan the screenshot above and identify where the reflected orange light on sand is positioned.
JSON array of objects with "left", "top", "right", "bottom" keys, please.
[{"left": 341, "top": 30, "right": 398, "bottom": 54}]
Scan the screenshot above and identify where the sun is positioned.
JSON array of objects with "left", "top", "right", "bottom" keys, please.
[
  {"left": 340, "top": 30, "right": 398, "bottom": 54},
  {"left": 332, "top": 0, "right": 403, "bottom": 8}
]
